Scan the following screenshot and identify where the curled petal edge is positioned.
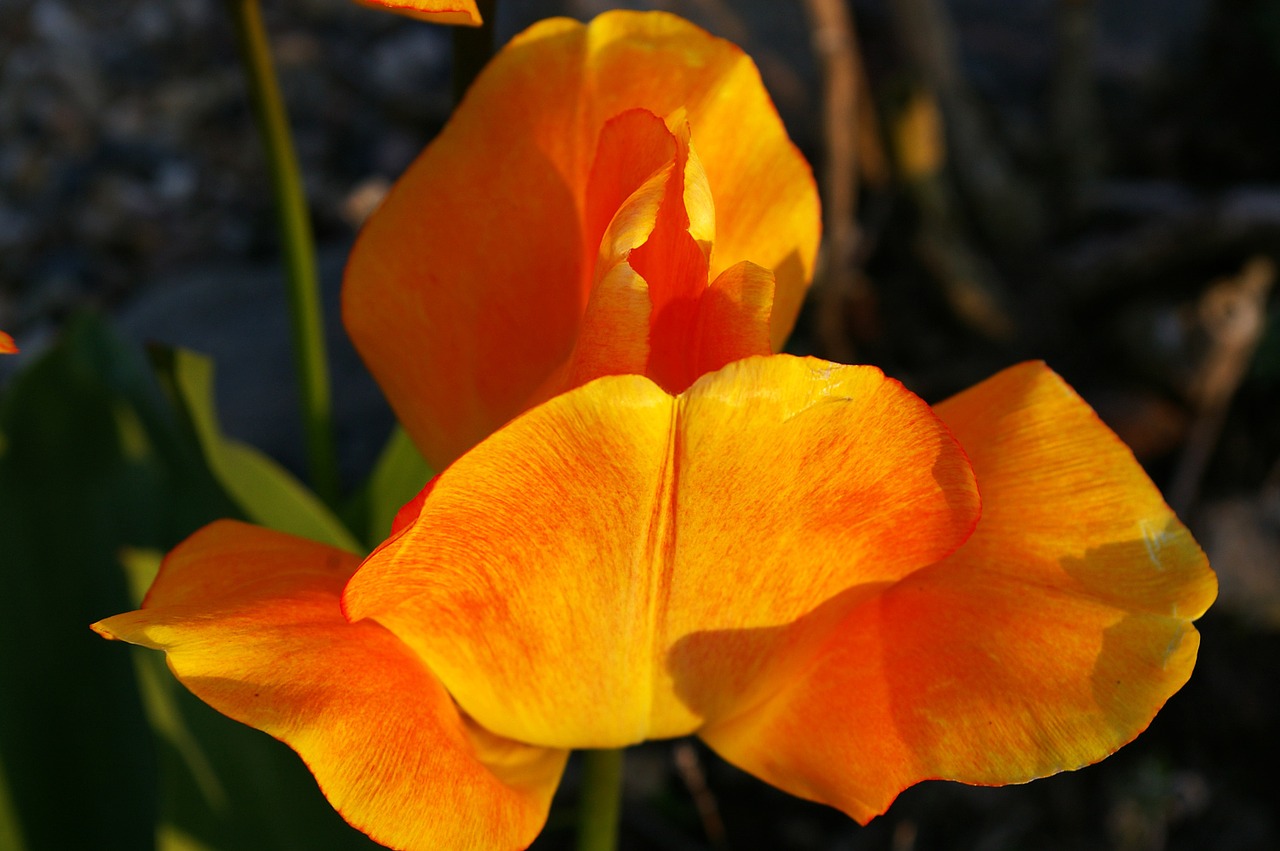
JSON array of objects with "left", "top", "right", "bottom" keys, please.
[{"left": 93, "top": 520, "right": 567, "bottom": 851}]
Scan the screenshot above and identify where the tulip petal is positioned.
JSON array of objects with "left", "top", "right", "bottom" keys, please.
[
  {"left": 563, "top": 262, "right": 652, "bottom": 389},
  {"left": 93, "top": 521, "right": 566, "bottom": 851},
  {"left": 560, "top": 112, "right": 675, "bottom": 390},
  {"left": 345, "top": 355, "right": 979, "bottom": 749},
  {"left": 653, "top": 259, "right": 775, "bottom": 395},
  {"left": 577, "top": 14, "right": 818, "bottom": 348},
  {"left": 699, "top": 362, "right": 1217, "bottom": 823},
  {"left": 345, "top": 11, "right": 818, "bottom": 469},
  {"left": 353, "top": 0, "right": 482, "bottom": 25},
  {"left": 573, "top": 110, "right": 767, "bottom": 395},
  {"left": 583, "top": 109, "right": 679, "bottom": 277}
]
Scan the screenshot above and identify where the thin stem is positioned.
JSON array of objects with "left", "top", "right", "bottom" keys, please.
[
  {"left": 452, "top": 0, "right": 497, "bottom": 103},
  {"left": 576, "top": 748, "right": 625, "bottom": 851},
  {"left": 227, "top": 0, "right": 339, "bottom": 505}
]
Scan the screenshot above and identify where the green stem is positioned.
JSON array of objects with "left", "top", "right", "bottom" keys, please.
[
  {"left": 452, "top": 0, "right": 497, "bottom": 103},
  {"left": 576, "top": 749, "right": 625, "bottom": 851},
  {"left": 227, "top": 0, "right": 339, "bottom": 505}
]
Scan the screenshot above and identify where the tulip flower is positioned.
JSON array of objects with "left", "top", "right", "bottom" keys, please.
[
  {"left": 354, "top": 0, "right": 483, "bottom": 26},
  {"left": 343, "top": 11, "right": 820, "bottom": 470},
  {"left": 94, "top": 354, "right": 1216, "bottom": 848},
  {"left": 93, "top": 11, "right": 1216, "bottom": 851},
  {"left": 0, "top": 331, "right": 16, "bottom": 354}
]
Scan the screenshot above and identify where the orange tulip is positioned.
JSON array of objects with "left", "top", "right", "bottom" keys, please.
[
  {"left": 344, "top": 11, "right": 820, "bottom": 470},
  {"left": 354, "top": 0, "right": 483, "bottom": 26},
  {"left": 93, "top": 11, "right": 1216, "bottom": 850},
  {"left": 0, "top": 331, "right": 15, "bottom": 354},
  {"left": 95, "top": 356, "right": 1215, "bottom": 848}
]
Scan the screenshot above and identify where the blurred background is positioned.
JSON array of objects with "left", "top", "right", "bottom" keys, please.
[{"left": 1, "top": 0, "right": 1278, "bottom": 848}]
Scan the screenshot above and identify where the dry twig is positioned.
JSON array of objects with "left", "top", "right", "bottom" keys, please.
[
  {"left": 802, "top": 0, "right": 880, "bottom": 361},
  {"left": 673, "top": 741, "right": 727, "bottom": 849},
  {"left": 890, "top": 0, "right": 1043, "bottom": 249},
  {"left": 1169, "top": 256, "right": 1275, "bottom": 515}
]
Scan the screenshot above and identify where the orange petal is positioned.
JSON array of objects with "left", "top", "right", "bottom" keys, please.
[
  {"left": 582, "top": 109, "right": 679, "bottom": 279},
  {"left": 625, "top": 117, "right": 750, "bottom": 393},
  {"left": 344, "top": 11, "right": 818, "bottom": 470},
  {"left": 577, "top": 14, "right": 818, "bottom": 350},
  {"left": 93, "top": 521, "right": 566, "bottom": 850},
  {"left": 561, "top": 261, "right": 652, "bottom": 389},
  {"left": 569, "top": 111, "right": 768, "bottom": 395},
  {"left": 626, "top": 119, "right": 712, "bottom": 316},
  {"left": 650, "top": 259, "right": 775, "bottom": 394},
  {"left": 558, "top": 111, "right": 675, "bottom": 390},
  {"left": 0, "top": 331, "right": 15, "bottom": 354},
  {"left": 344, "top": 355, "right": 978, "bottom": 749},
  {"left": 352, "top": 0, "right": 482, "bottom": 25},
  {"left": 700, "top": 362, "right": 1217, "bottom": 823}
]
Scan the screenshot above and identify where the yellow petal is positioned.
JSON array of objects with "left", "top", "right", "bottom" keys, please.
[
  {"left": 93, "top": 521, "right": 566, "bottom": 850},
  {"left": 344, "top": 355, "right": 978, "bottom": 749},
  {"left": 700, "top": 362, "right": 1216, "bottom": 823},
  {"left": 344, "top": 11, "right": 818, "bottom": 469},
  {"left": 353, "top": 0, "right": 482, "bottom": 25}
]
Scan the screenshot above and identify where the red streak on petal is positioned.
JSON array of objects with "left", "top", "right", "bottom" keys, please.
[{"left": 391, "top": 475, "right": 441, "bottom": 537}]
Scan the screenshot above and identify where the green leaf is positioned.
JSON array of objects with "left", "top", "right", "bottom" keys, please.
[
  {"left": 0, "top": 314, "right": 381, "bottom": 850},
  {"left": 351, "top": 425, "right": 434, "bottom": 549},
  {"left": 161, "top": 348, "right": 362, "bottom": 554},
  {"left": 0, "top": 757, "right": 28, "bottom": 851},
  {"left": 0, "top": 312, "right": 230, "bottom": 851}
]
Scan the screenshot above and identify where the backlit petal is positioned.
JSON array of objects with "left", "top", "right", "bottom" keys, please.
[
  {"left": 700, "top": 362, "right": 1216, "bottom": 823},
  {"left": 344, "top": 11, "right": 818, "bottom": 469},
  {"left": 582, "top": 109, "right": 678, "bottom": 279},
  {"left": 573, "top": 110, "right": 761, "bottom": 395},
  {"left": 353, "top": 0, "right": 482, "bottom": 25},
  {"left": 562, "top": 262, "right": 652, "bottom": 389},
  {"left": 577, "top": 14, "right": 818, "bottom": 348},
  {"left": 93, "top": 521, "right": 566, "bottom": 851},
  {"left": 650, "top": 260, "right": 775, "bottom": 394},
  {"left": 344, "top": 355, "right": 978, "bottom": 749}
]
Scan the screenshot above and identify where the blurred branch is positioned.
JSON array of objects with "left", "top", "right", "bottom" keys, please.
[
  {"left": 1169, "top": 256, "right": 1275, "bottom": 516},
  {"left": 1062, "top": 186, "right": 1280, "bottom": 301},
  {"left": 894, "top": 91, "right": 1016, "bottom": 341},
  {"left": 674, "top": 741, "right": 726, "bottom": 849},
  {"left": 890, "top": 0, "right": 1044, "bottom": 250},
  {"left": 802, "top": 0, "right": 880, "bottom": 361},
  {"left": 1050, "top": 0, "right": 1105, "bottom": 209}
]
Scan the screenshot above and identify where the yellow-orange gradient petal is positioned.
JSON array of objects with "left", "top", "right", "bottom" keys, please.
[
  {"left": 344, "top": 355, "right": 979, "bottom": 750},
  {"left": 700, "top": 362, "right": 1217, "bottom": 824},
  {"left": 569, "top": 109, "right": 773, "bottom": 394},
  {"left": 353, "top": 0, "right": 482, "bottom": 25},
  {"left": 93, "top": 521, "right": 566, "bottom": 851},
  {"left": 344, "top": 11, "right": 819, "bottom": 469},
  {"left": 0, "top": 331, "right": 15, "bottom": 354}
]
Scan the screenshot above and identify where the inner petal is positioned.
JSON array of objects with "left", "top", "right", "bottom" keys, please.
[
  {"left": 582, "top": 108, "right": 679, "bottom": 298},
  {"left": 573, "top": 108, "right": 770, "bottom": 394}
]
